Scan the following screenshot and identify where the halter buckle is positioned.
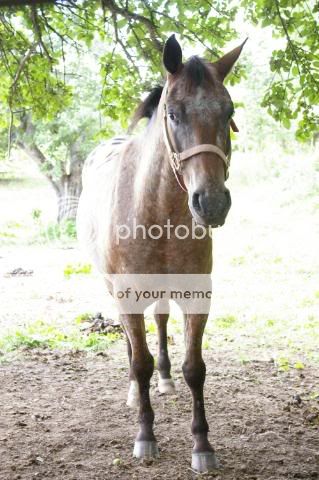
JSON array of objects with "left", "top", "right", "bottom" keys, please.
[{"left": 171, "top": 152, "right": 181, "bottom": 171}]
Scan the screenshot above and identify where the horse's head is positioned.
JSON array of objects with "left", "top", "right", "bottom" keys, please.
[{"left": 162, "top": 35, "right": 246, "bottom": 227}]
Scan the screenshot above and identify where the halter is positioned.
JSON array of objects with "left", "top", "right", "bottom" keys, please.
[{"left": 163, "top": 95, "right": 232, "bottom": 193}]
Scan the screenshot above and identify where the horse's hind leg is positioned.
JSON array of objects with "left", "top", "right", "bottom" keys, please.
[
  {"left": 121, "top": 313, "right": 158, "bottom": 459},
  {"left": 125, "top": 335, "right": 139, "bottom": 408},
  {"left": 154, "top": 301, "right": 175, "bottom": 394},
  {"left": 183, "top": 313, "right": 218, "bottom": 473}
]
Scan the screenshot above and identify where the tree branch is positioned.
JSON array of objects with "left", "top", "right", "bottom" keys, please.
[
  {"left": 18, "top": 140, "right": 61, "bottom": 194},
  {"left": 7, "top": 46, "right": 35, "bottom": 158},
  {"left": 10, "top": 46, "right": 34, "bottom": 95},
  {"left": 30, "top": 4, "right": 53, "bottom": 62},
  {"left": 17, "top": 115, "right": 61, "bottom": 195},
  {"left": 102, "top": 0, "right": 163, "bottom": 52},
  {"left": 274, "top": 0, "right": 301, "bottom": 76}
]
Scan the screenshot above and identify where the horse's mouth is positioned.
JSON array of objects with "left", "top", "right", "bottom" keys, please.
[
  {"left": 192, "top": 212, "right": 226, "bottom": 228},
  {"left": 211, "top": 223, "right": 224, "bottom": 228}
]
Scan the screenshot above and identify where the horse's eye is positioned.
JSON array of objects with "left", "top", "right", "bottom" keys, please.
[{"left": 168, "top": 112, "right": 176, "bottom": 121}]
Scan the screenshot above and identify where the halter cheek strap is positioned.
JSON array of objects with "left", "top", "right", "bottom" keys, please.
[{"left": 163, "top": 102, "right": 232, "bottom": 192}]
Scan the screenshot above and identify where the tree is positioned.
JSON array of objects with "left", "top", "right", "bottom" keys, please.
[
  {"left": 0, "top": 0, "right": 238, "bottom": 220},
  {"left": 242, "top": 0, "right": 319, "bottom": 141},
  {"left": 0, "top": 1, "right": 318, "bottom": 220},
  {"left": 13, "top": 53, "right": 109, "bottom": 221}
]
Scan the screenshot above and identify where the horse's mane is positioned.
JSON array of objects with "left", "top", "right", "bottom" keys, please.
[{"left": 128, "top": 85, "right": 163, "bottom": 133}]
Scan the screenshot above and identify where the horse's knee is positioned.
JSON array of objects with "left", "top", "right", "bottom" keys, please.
[
  {"left": 132, "top": 352, "right": 154, "bottom": 384},
  {"left": 182, "top": 358, "right": 206, "bottom": 389}
]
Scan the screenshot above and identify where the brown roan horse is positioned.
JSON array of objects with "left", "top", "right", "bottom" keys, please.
[{"left": 77, "top": 35, "right": 246, "bottom": 472}]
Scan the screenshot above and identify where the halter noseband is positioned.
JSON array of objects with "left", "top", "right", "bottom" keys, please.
[{"left": 163, "top": 97, "right": 231, "bottom": 193}]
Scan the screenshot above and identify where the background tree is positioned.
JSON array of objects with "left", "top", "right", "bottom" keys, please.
[
  {"left": 0, "top": 0, "right": 238, "bottom": 220},
  {"left": 242, "top": 0, "right": 319, "bottom": 140},
  {"left": 14, "top": 54, "right": 109, "bottom": 221}
]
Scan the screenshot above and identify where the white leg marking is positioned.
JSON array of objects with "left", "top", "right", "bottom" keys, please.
[
  {"left": 158, "top": 374, "right": 176, "bottom": 394},
  {"left": 127, "top": 380, "right": 139, "bottom": 408}
]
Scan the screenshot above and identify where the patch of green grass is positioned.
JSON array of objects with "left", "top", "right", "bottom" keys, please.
[
  {"left": 230, "top": 256, "right": 245, "bottom": 266},
  {"left": 307, "top": 391, "right": 319, "bottom": 400},
  {"left": 64, "top": 262, "right": 92, "bottom": 278},
  {"left": 215, "top": 315, "right": 237, "bottom": 329},
  {"left": 31, "top": 208, "right": 42, "bottom": 221},
  {"left": 0, "top": 231, "right": 16, "bottom": 238},
  {"left": 238, "top": 353, "right": 250, "bottom": 364},
  {"left": 0, "top": 220, "right": 29, "bottom": 244},
  {"left": 202, "top": 336, "right": 211, "bottom": 350},
  {"left": 169, "top": 317, "right": 182, "bottom": 334},
  {"left": 266, "top": 318, "right": 276, "bottom": 327},
  {"left": 5, "top": 221, "right": 22, "bottom": 229},
  {"left": 300, "top": 297, "right": 316, "bottom": 307},
  {"left": 275, "top": 356, "right": 306, "bottom": 372},
  {"left": 304, "top": 315, "right": 319, "bottom": 330},
  {"left": 74, "top": 313, "right": 92, "bottom": 324},
  {"left": 276, "top": 357, "right": 290, "bottom": 372},
  {"left": 146, "top": 320, "right": 157, "bottom": 334},
  {"left": 0, "top": 318, "right": 120, "bottom": 355},
  {"left": 44, "top": 219, "right": 77, "bottom": 243},
  {"left": 0, "top": 216, "right": 77, "bottom": 247},
  {"left": 273, "top": 256, "right": 282, "bottom": 264},
  {"left": 293, "top": 361, "right": 305, "bottom": 370}
]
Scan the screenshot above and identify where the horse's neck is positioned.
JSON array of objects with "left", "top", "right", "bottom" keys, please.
[{"left": 135, "top": 120, "right": 189, "bottom": 224}]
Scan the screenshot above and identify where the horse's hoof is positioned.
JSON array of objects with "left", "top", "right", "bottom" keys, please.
[
  {"left": 158, "top": 377, "right": 176, "bottom": 394},
  {"left": 191, "top": 451, "right": 219, "bottom": 472},
  {"left": 126, "top": 380, "right": 139, "bottom": 408},
  {"left": 133, "top": 441, "right": 159, "bottom": 459}
]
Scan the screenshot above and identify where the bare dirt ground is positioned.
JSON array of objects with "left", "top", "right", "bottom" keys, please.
[{"left": 1, "top": 343, "right": 319, "bottom": 480}]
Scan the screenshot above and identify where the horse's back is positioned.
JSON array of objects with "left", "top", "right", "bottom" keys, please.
[
  {"left": 81, "top": 136, "right": 129, "bottom": 187},
  {"left": 77, "top": 136, "right": 129, "bottom": 270}
]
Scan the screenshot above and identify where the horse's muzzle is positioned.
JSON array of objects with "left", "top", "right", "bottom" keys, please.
[{"left": 190, "top": 188, "right": 231, "bottom": 227}]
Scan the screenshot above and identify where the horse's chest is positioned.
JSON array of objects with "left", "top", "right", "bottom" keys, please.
[{"left": 108, "top": 235, "right": 212, "bottom": 274}]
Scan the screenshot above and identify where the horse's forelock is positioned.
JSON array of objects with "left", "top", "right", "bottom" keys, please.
[{"left": 182, "top": 56, "right": 212, "bottom": 90}]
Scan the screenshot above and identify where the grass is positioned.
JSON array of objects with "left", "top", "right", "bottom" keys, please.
[
  {"left": 214, "top": 315, "right": 237, "bottom": 329},
  {"left": 0, "top": 173, "right": 77, "bottom": 247},
  {"left": 0, "top": 317, "right": 121, "bottom": 361},
  {"left": 0, "top": 217, "right": 77, "bottom": 247},
  {"left": 63, "top": 262, "right": 92, "bottom": 278},
  {"left": 202, "top": 310, "right": 319, "bottom": 369}
]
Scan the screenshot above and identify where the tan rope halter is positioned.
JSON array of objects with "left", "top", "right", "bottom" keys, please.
[{"left": 162, "top": 96, "right": 232, "bottom": 193}]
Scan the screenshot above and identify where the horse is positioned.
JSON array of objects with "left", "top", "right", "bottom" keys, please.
[{"left": 77, "top": 34, "right": 245, "bottom": 473}]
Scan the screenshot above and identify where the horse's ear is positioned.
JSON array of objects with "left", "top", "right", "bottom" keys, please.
[
  {"left": 163, "top": 34, "right": 183, "bottom": 75},
  {"left": 214, "top": 38, "right": 248, "bottom": 81}
]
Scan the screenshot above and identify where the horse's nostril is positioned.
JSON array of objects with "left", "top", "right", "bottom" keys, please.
[
  {"left": 192, "top": 192, "right": 201, "bottom": 213},
  {"left": 224, "top": 189, "right": 231, "bottom": 205}
]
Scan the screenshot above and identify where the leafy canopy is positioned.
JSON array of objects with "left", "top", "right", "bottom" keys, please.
[{"left": 0, "top": 0, "right": 318, "bottom": 154}]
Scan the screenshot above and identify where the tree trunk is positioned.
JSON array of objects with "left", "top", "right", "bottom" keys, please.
[
  {"left": 57, "top": 161, "right": 82, "bottom": 223},
  {"left": 17, "top": 116, "right": 85, "bottom": 223}
]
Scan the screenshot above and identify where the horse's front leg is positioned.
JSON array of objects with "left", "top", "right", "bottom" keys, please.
[
  {"left": 154, "top": 300, "right": 175, "bottom": 394},
  {"left": 121, "top": 313, "right": 158, "bottom": 459},
  {"left": 125, "top": 334, "right": 139, "bottom": 408},
  {"left": 183, "top": 313, "right": 218, "bottom": 473}
]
